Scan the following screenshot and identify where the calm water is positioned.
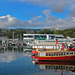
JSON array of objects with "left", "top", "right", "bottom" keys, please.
[{"left": 0, "top": 47, "right": 75, "bottom": 75}]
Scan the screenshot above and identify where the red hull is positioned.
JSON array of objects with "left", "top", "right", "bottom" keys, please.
[
  {"left": 38, "top": 55, "right": 75, "bottom": 61},
  {"left": 31, "top": 55, "right": 38, "bottom": 59},
  {"left": 32, "top": 50, "right": 38, "bottom": 54}
]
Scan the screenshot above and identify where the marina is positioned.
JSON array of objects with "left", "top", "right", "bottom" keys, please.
[
  {"left": 0, "top": 47, "right": 75, "bottom": 75},
  {"left": 0, "top": 0, "right": 75, "bottom": 75},
  {"left": 0, "top": 33, "right": 75, "bottom": 75}
]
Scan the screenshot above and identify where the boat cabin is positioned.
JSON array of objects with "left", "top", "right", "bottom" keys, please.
[{"left": 38, "top": 51, "right": 75, "bottom": 57}]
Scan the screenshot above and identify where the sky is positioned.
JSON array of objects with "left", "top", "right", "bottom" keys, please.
[{"left": 0, "top": 0, "right": 75, "bottom": 29}]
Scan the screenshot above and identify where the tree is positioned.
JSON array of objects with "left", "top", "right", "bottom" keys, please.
[
  {"left": 54, "top": 30, "right": 64, "bottom": 34},
  {"left": 6, "top": 30, "right": 26, "bottom": 39},
  {"left": 38, "top": 29, "right": 54, "bottom": 34},
  {"left": 63, "top": 31, "right": 74, "bottom": 38}
]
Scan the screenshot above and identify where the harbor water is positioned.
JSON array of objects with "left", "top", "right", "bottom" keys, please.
[{"left": 0, "top": 47, "right": 75, "bottom": 75}]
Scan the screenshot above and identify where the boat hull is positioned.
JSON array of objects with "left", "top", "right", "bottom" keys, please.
[{"left": 38, "top": 55, "right": 75, "bottom": 61}]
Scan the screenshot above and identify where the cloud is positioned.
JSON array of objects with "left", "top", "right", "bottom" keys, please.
[
  {"left": 0, "top": 15, "right": 30, "bottom": 28},
  {"left": 27, "top": 9, "right": 75, "bottom": 29},
  {"left": 28, "top": 16, "right": 44, "bottom": 28},
  {"left": 51, "top": 1, "right": 68, "bottom": 13},
  {"left": 18, "top": 0, "right": 75, "bottom": 13},
  {"left": 43, "top": 9, "right": 51, "bottom": 16},
  {"left": 45, "top": 16, "right": 75, "bottom": 29},
  {"left": 0, "top": 13, "right": 75, "bottom": 29},
  {"left": 29, "top": 16, "right": 42, "bottom": 22},
  {"left": 0, "top": 15, "right": 44, "bottom": 29},
  {"left": 68, "top": 3, "right": 75, "bottom": 17}
]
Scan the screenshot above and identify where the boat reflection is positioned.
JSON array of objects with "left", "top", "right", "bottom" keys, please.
[{"left": 31, "top": 56, "right": 75, "bottom": 73}]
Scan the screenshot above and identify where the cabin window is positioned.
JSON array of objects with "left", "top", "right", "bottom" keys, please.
[
  {"left": 46, "top": 53, "right": 48, "bottom": 56},
  {"left": 49, "top": 53, "right": 51, "bottom": 56},
  {"left": 70, "top": 52, "right": 73, "bottom": 55},
  {"left": 58, "top": 53, "right": 59, "bottom": 56},
  {"left": 61, "top": 52, "right": 63, "bottom": 55},
  {"left": 74, "top": 52, "right": 75, "bottom": 54},
  {"left": 54, "top": 53, "right": 56, "bottom": 56},
  {"left": 51, "top": 53, "right": 54, "bottom": 56},
  {"left": 59, "top": 53, "right": 61, "bottom": 56},
  {"left": 56, "top": 53, "right": 58, "bottom": 56},
  {"left": 64, "top": 52, "right": 65, "bottom": 55},
  {"left": 66, "top": 52, "right": 69, "bottom": 55},
  {"left": 46, "top": 53, "right": 52, "bottom": 56}
]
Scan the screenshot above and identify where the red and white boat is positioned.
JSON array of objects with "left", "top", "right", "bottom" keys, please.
[
  {"left": 32, "top": 40, "right": 75, "bottom": 61},
  {"left": 37, "top": 50, "right": 75, "bottom": 61}
]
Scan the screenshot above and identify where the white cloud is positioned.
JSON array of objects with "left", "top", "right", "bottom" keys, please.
[
  {"left": 0, "top": 13, "right": 75, "bottom": 29},
  {"left": 43, "top": 9, "right": 51, "bottom": 17},
  {"left": 27, "top": 9, "right": 75, "bottom": 29},
  {"left": 0, "top": 15, "right": 29, "bottom": 28},
  {"left": 0, "top": 15, "right": 44, "bottom": 29}
]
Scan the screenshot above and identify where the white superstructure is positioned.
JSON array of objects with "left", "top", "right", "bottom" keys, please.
[
  {"left": 23, "top": 34, "right": 64, "bottom": 43},
  {"left": 23, "top": 34, "right": 72, "bottom": 49}
]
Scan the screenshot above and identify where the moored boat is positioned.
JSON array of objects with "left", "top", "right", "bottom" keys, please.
[
  {"left": 31, "top": 43, "right": 68, "bottom": 55},
  {"left": 37, "top": 50, "right": 75, "bottom": 61}
]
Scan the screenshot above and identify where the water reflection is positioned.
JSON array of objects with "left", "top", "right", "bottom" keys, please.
[
  {"left": 31, "top": 55, "right": 75, "bottom": 75},
  {"left": 0, "top": 47, "right": 75, "bottom": 75},
  {"left": 0, "top": 46, "right": 32, "bottom": 63}
]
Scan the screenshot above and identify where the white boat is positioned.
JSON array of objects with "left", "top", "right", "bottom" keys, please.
[{"left": 23, "top": 34, "right": 72, "bottom": 50}]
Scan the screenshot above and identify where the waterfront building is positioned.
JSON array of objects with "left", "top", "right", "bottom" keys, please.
[{"left": 23, "top": 34, "right": 65, "bottom": 44}]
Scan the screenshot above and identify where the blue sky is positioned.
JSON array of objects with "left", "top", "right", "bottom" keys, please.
[
  {"left": 0, "top": 0, "right": 75, "bottom": 29},
  {"left": 0, "top": 0, "right": 68, "bottom": 20},
  {"left": 0, "top": 0, "right": 46, "bottom": 20}
]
